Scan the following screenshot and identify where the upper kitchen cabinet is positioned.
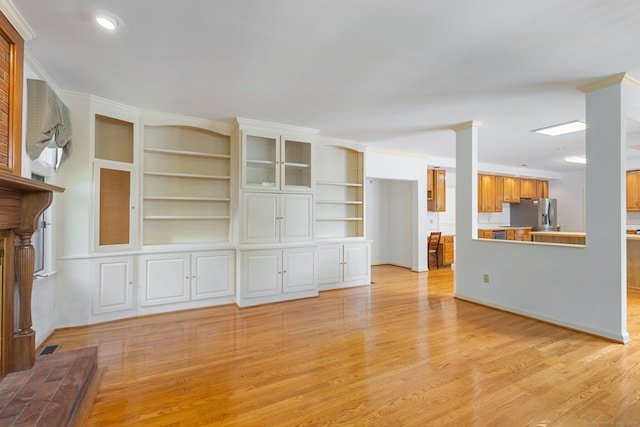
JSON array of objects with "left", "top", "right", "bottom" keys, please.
[
  {"left": 519, "top": 178, "right": 537, "bottom": 199},
  {"left": 238, "top": 118, "right": 317, "bottom": 192},
  {"left": 478, "top": 174, "right": 503, "bottom": 212},
  {"left": 627, "top": 170, "right": 640, "bottom": 211},
  {"left": 315, "top": 137, "right": 366, "bottom": 240},
  {"left": 142, "top": 114, "right": 233, "bottom": 247},
  {"left": 503, "top": 176, "right": 521, "bottom": 203},
  {"left": 536, "top": 179, "right": 549, "bottom": 198},
  {"left": 427, "top": 169, "right": 446, "bottom": 212}
]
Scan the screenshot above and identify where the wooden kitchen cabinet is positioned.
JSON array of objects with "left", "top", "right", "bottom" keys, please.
[
  {"left": 438, "top": 235, "right": 455, "bottom": 266},
  {"left": 428, "top": 169, "right": 446, "bottom": 212},
  {"left": 536, "top": 179, "right": 549, "bottom": 198},
  {"left": 478, "top": 174, "right": 502, "bottom": 212},
  {"left": 520, "top": 178, "right": 537, "bottom": 199},
  {"left": 503, "top": 177, "right": 521, "bottom": 203},
  {"left": 478, "top": 230, "right": 493, "bottom": 239},
  {"left": 627, "top": 170, "right": 640, "bottom": 211}
]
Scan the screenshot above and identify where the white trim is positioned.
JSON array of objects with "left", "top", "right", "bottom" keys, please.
[
  {"left": 0, "top": 0, "right": 35, "bottom": 40},
  {"left": 455, "top": 294, "right": 630, "bottom": 343}
]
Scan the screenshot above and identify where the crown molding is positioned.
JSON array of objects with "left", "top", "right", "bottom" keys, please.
[
  {"left": 578, "top": 72, "right": 640, "bottom": 93},
  {"left": 451, "top": 120, "right": 482, "bottom": 132},
  {"left": 0, "top": 0, "right": 35, "bottom": 40}
]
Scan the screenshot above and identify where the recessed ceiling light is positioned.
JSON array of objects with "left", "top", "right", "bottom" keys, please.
[
  {"left": 533, "top": 120, "right": 586, "bottom": 136},
  {"left": 564, "top": 155, "right": 586, "bottom": 164},
  {"left": 95, "top": 11, "right": 122, "bottom": 31}
]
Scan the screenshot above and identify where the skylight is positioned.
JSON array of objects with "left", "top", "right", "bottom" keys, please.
[{"left": 533, "top": 120, "right": 586, "bottom": 136}]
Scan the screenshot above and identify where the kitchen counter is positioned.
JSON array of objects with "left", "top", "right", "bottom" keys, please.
[{"left": 531, "top": 231, "right": 586, "bottom": 245}]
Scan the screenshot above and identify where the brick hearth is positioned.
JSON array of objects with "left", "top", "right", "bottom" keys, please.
[{"left": 0, "top": 347, "right": 99, "bottom": 426}]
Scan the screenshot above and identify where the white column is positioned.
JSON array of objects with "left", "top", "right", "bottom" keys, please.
[{"left": 453, "top": 121, "right": 481, "bottom": 268}]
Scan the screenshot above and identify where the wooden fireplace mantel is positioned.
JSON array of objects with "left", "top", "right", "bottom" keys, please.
[{"left": 0, "top": 172, "right": 63, "bottom": 372}]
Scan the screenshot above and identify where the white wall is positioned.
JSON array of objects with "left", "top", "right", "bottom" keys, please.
[
  {"left": 367, "top": 178, "right": 414, "bottom": 268},
  {"left": 551, "top": 171, "right": 586, "bottom": 232},
  {"left": 454, "top": 78, "right": 638, "bottom": 343},
  {"left": 366, "top": 150, "right": 429, "bottom": 271},
  {"left": 366, "top": 178, "right": 390, "bottom": 264}
]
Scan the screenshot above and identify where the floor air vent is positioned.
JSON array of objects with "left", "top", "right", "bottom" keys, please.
[{"left": 39, "top": 344, "right": 61, "bottom": 355}]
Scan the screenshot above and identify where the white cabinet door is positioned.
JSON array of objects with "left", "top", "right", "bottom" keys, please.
[
  {"left": 283, "top": 247, "right": 316, "bottom": 293},
  {"left": 140, "top": 253, "right": 190, "bottom": 306},
  {"left": 281, "top": 194, "right": 313, "bottom": 242},
  {"left": 344, "top": 243, "right": 370, "bottom": 283},
  {"left": 191, "top": 251, "right": 234, "bottom": 300},
  {"left": 92, "top": 257, "right": 133, "bottom": 314},
  {"left": 318, "top": 244, "right": 343, "bottom": 285},
  {"left": 242, "top": 193, "right": 312, "bottom": 244},
  {"left": 242, "top": 192, "right": 279, "bottom": 243},
  {"left": 242, "top": 250, "right": 282, "bottom": 298}
]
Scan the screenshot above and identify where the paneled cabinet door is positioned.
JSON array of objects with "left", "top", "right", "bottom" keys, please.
[
  {"left": 139, "top": 253, "right": 190, "bottom": 306},
  {"left": 318, "top": 244, "right": 343, "bottom": 285},
  {"left": 191, "top": 251, "right": 234, "bottom": 300},
  {"left": 241, "top": 250, "right": 283, "bottom": 298},
  {"left": 343, "top": 243, "right": 370, "bottom": 283},
  {"left": 242, "top": 192, "right": 312, "bottom": 243},
  {"left": 628, "top": 171, "right": 640, "bottom": 211},
  {"left": 318, "top": 243, "right": 370, "bottom": 285},
  {"left": 503, "top": 177, "right": 521, "bottom": 203},
  {"left": 92, "top": 257, "right": 133, "bottom": 314},
  {"left": 281, "top": 194, "right": 313, "bottom": 242},
  {"left": 427, "top": 169, "right": 446, "bottom": 212},
  {"left": 282, "top": 247, "right": 316, "bottom": 293}
]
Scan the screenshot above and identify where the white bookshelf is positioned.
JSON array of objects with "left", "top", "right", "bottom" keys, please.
[
  {"left": 143, "top": 125, "right": 231, "bottom": 245},
  {"left": 315, "top": 144, "right": 365, "bottom": 239}
]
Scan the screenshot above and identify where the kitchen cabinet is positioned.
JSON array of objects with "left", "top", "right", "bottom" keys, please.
[
  {"left": 627, "top": 170, "right": 640, "bottom": 211},
  {"left": 92, "top": 256, "right": 134, "bottom": 315},
  {"left": 536, "top": 179, "right": 549, "bottom": 198},
  {"left": 478, "top": 227, "right": 531, "bottom": 241},
  {"left": 478, "top": 229, "right": 493, "bottom": 239},
  {"left": 139, "top": 251, "right": 234, "bottom": 307},
  {"left": 318, "top": 242, "right": 371, "bottom": 290},
  {"left": 428, "top": 169, "right": 446, "bottom": 212},
  {"left": 503, "top": 177, "right": 521, "bottom": 203},
  {"left": 238, "top": 247, "right": 317, "bottom": 306},
  {"left": 242, "top": 192, "right": 313, "bottom": 243},
  {"left": 437, "top": 235, "right": 454, "bottom": 266},
  {"left": 478, "top": 174, "right": 502, "bottom": 212},
  {"left": 520, "top": 178, "right": 537, "bottom": 199}
]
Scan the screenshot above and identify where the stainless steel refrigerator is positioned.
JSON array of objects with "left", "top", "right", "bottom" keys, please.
[{"left": 509, "top": 198, "right": 557, "bottom": 231}]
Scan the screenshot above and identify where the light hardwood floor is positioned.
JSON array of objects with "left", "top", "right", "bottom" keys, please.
[{"left": 44, "top": 265, "right": 640, "bottom": 426}]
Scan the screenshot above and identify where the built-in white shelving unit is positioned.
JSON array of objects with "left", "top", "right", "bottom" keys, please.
[
  {"left": 315, "top": 143, "right": 365, "bottom": 239},
  {"left": 143, "top": 124, "right": 232, "bottom": 246}
]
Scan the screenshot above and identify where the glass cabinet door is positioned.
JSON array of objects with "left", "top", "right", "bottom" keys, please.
[
  {"left": 282, "top": 139, "right": 312, "bottom": 190},
  {"left": 243, "top": 134, "right": 279, "bottom": 189}
]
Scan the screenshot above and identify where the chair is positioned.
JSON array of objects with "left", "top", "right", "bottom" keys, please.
[{"left": 428, "top": 232, "right": 442, "bottom": 270}]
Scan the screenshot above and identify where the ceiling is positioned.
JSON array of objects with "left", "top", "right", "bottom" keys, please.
[{"left": 10, "top": 0, "right": 640, "bottom": 174}]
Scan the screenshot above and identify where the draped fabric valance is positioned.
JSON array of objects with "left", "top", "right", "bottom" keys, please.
[{"left": 26, "top": 79, "right": 72, "bottom": 167}]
